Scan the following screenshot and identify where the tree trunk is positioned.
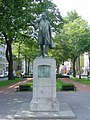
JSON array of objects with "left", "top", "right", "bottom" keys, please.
[
  {"left": 28, "top": 59, "right": 30, "bottom": 75},
  {"left": 17, "top": 43, "right": 21, "bottom": 70},
  {"left": 88, "top": 53, "right": 90, "bottom": 71},
  {"left": 56, "top": 62, "right": 60, "bottom": 74},
  {"left": 25, "top": 55, "right": 28, "bottom": 75},
  {"left": 78, "top": 56, "right": 81, "bottom": 79},
  {"left": 72, "top": 57, "right": 77, "bottom": 77},
  {"left": 3, "top": 33, "right": 14, "bottom": 80},
  {"left": 6, "top": 42, "right": 13, "bottom": 80}
]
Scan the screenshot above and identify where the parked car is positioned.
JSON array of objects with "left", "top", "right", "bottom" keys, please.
[
  {"left": 4, "top": 71, "right": 8, "bottom": 77},
  {"left": 0, "top": 71, "right": 8, "bottom": 78},
  {"left": 0, "top": 74, "right": 5, "bottom": 78}
]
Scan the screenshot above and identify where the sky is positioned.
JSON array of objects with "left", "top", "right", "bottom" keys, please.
[{"left": 52, "top": 0, "right": 90, "bottom": 24}]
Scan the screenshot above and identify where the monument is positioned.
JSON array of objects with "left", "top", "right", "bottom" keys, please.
[
  {"left": 29, "top": 13, "right": 60, "bottom": 112},
  {"left": 14, "top": 12, "right": 75, "bottom": 120},
  {"left": 30, "top": 57, "right": 59, "bottom": 112}
]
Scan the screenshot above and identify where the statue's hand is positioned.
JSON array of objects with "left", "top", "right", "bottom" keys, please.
[
  {"left": 29, "top": 20, "right": 35, "bottom": 26},
  {"left": 29, "top": 20, "right": 37, "bottom": 30}
]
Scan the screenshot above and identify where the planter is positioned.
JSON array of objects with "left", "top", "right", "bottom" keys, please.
[
  {"left": 19, "top": 84, "right": 33, "bottom": 91},
  {"left": 61, "top": 83, "right": 76, "bottom": 91}
]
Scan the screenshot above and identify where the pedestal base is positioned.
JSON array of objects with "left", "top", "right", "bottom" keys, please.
[
  {"left": 14, "top": 102, "right": 76, "bottom": 120},
  {"left": 30, "top": 98, "right": 59, "bottom": 112}
]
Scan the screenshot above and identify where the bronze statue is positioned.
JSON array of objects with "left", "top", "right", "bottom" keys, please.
[{"left": 35, "top": 12, "right": 54, "bottom": 57}]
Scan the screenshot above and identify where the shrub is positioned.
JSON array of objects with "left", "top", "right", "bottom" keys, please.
[
  {"left": 56, "top": 73, "right": 62, "bottom": 78},
  {"left": 16, "top": 71, "right": 20, "bottom": 77},
  {"left": 19, "top": 84, "right": 33, "bottom": 91},
  {"left": 23, "top": 74, "right": 33, "bottom": 78},
  {"left": 61, "top": 83, "right": 76, "bottom": 91}
]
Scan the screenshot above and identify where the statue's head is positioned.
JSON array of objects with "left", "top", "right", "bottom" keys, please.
[{"left": 41, "top": 12, "right": 46, "bottom": 19}]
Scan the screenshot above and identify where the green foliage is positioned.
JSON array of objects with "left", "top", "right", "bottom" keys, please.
[
  {"left": 32, "top": 0, "right": 62, "bottom": 31},
  {"left": 12, "top": 0, "right": 62, "bottom": 70},
  {"left": 54, "top": 10, "right": 90, "bottom": 58},
  {"left": 0, "top": 0, "right": 31, "bottom": 37},
  {"left": 19, "top": 84, "right": 33, "bottom": 91},
  {"left": 56, "top": 79, "right": 75, "bottom": 91},
  {"left": 61, "top": 83, "right": 74, "bottom": 87},
  {"left": 18, "top": 79, "right": 33, "bottom": 91},
  {"left": 0, "top": 0, "right": 35, "bottom": 79},
  {"left": 61, "top": 83, "right": 75, "bottom": 91},
  {"left": 15, "top": 71, "right": 21, "bottom": 77},
  {"left": 51, "top": 10, "right": 90, "bottom": 77},
  {"left": 0, "top": 0, "right": 62, "bottom": 79},
  {"left": 56, "top": 79, "right": 63, "bottom": 91},
  {"left": 65, "top": 10, "right": 81, "bottom": 22},
  {"left": 61, "top": 17, "right": 89, "bottom": 58}
]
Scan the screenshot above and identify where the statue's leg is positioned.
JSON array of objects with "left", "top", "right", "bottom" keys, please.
[
  {"left": 40, "top": 45, "right": 44, "bottom": 57},
  {"left": 45, "top": 45, "right": 49, "bottom": 56}
]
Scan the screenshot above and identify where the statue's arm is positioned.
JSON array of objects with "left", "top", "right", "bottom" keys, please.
[
  {"left": 34, "top": 16, "right": 42, "bottom": 29},
  {"left": 29, "top": 20, "right": 37, "bottom": 30},
  {"left": 29, "top": 16, "right": 41, "bottom": 30}
]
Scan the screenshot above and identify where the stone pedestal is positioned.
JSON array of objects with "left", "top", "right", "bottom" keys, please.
[
  {"left": 14, "top": 57, "right": 75, "bottom": 120},
  {"left": 30, "top": 57, "right": 59, "bottom": 112},
  {"left": 14, "top": 102, "right": 76, "bottom": 120}
]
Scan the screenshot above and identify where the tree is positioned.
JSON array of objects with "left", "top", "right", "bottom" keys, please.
[
  {"left": 50, "top": 29, "right": 70, "bottom": 73},
  {"left": 52, "top": 10, "right": 90, "bottom": 77},
  {"left": 0, "top": 0, "right": 34, "bottom": 79},
  {"left": 64, "top": 18, "right": 90, "bottom": 77},
  {"left": 13, "top": 33, "right": 39, "bottom": 75},
  {"left": 0, "top": 0, "right": 62, "bottom": 79}
]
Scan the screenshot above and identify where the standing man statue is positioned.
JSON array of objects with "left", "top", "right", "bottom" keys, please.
[{"left": 35, "top": 12, "right": 54, "bottom": 57}]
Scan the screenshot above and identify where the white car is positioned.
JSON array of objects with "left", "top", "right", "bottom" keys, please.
[{"left": 0, "top": 74, "right": 5, "bottom": 77}]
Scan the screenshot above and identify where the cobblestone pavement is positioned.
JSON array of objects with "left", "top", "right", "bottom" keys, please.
[{"left": 0, "top": 78, "right": 90, "bottom": 120}]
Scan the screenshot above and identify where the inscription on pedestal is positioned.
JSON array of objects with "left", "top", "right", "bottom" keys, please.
[{"left": 38, "top": 65, "right": 51, "bottom": 78}]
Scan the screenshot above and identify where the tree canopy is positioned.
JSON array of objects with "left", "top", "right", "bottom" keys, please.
[{"left": 52, "top": 10, "right": 90, "bottom": 76}]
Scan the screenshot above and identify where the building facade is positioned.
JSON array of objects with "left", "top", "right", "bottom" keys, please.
[{"left": 0, "top": 44, "right": 7, "bottom": 75}]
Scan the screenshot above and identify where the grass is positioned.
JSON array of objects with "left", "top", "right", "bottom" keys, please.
[
  {"left": 70, "top": 77, "right": 90, "bottom": 86},
  {"left": 56, "top": 79, "right": 63, "bottom": 91},
  {"left": 23, "top": 79, "right": 33, "bottom": 86},
  {"left": 0, "top": 78, "right": 22, "bottom": 88}
]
